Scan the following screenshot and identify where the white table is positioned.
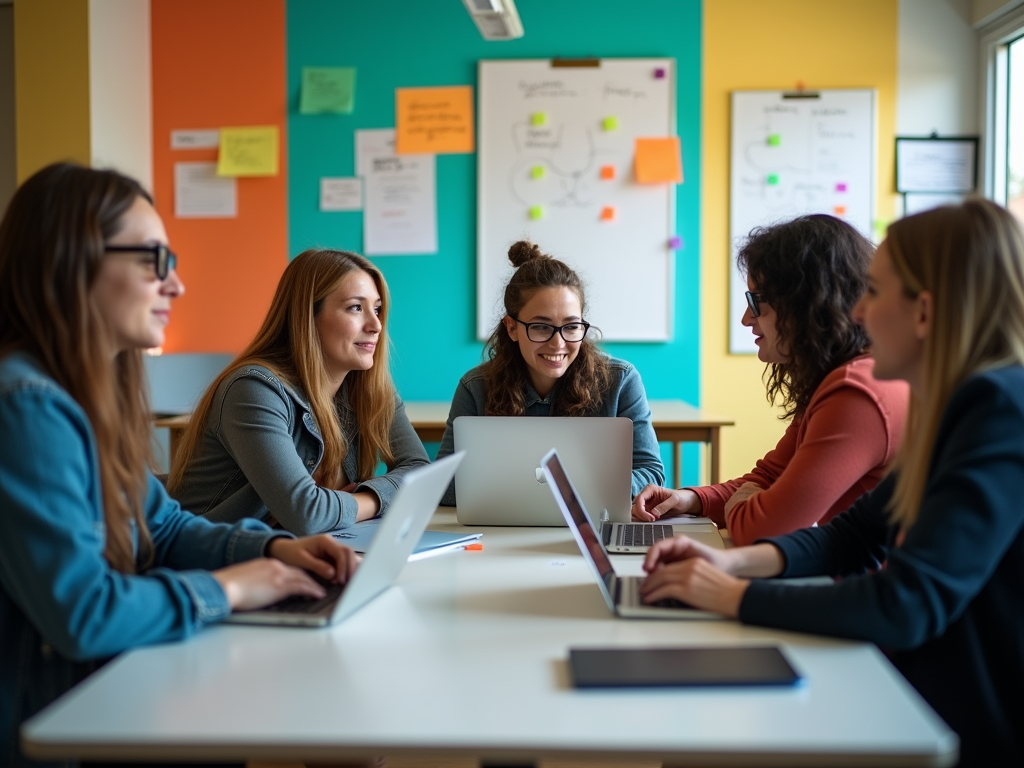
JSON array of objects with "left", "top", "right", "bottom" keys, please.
[{"left": 22, "top": 512, "right": 958, "bottom": 766}]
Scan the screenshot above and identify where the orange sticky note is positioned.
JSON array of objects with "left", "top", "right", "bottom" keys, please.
[
  {"left": 634, "top": 137, "right": 682, "bottom": 184},
  {"left": 600, "top": 165, "right": 616, "bottom": 180},
  {"left": 834, "top": 205, "right": 847, "bottom": 216},
  {"left": 464, "top": 543, "right": 484, "bottom": 551},
  {"left": 395, "top": 85, "right": 474, "bottom": 154},
  {"left": 600, "top": 206, "right": 616, "bottom": 221}
]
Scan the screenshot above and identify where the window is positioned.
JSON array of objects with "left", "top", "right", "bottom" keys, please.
[
  {"left": 982, "top": 7, "right": 1024, "bottom": 224},
  {"left": 1008, "top": 34, "right": 1024, "bottom": 221}
]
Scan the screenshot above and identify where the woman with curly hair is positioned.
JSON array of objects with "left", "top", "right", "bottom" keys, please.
[
  {"left": 633, "top": 215, "right": 909, "bottom": 546},
  {"left": 436, "top": 240, "right": 664, "bottom": 505}
]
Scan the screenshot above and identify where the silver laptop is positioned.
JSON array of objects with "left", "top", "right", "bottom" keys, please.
[
  {"left": 454, "top": 416, "right": 632, "bottom": 527},
  {"left": 540, "top": 448, "right": 724, "bottom": 620},
  {"left": 601, "top": 512, "right": 721, "bottom": 555},
  {"left": 225, "top": 452, "right": 464, "bottom": 627}
]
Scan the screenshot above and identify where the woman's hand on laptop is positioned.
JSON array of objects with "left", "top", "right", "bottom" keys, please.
[
  {"left": 212, "top": 559, "right": 329, "bottom": 612},
  {"left": 631, "top": 485, "right": 702, "bottom": 521},
  {"left": 267, "top": 535, "right": 359, "bottom": 585},
  {"left": 639, "top": 537, "right": 748, "bottom": 618}
]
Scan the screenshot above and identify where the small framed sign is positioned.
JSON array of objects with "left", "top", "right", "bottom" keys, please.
[{"left": 895, "top": 136, "right": 978, "bottom": 193}]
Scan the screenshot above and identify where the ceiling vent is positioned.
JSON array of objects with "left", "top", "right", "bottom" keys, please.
[{"left": 461, "top": 0, "right": 524, "bottom": 41}]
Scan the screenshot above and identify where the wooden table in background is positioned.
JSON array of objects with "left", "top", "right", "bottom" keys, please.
[{"left": 156, "top": 400, "right": 733, "bottom": 486}]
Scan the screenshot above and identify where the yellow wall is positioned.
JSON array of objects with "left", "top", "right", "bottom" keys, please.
[
  {"left": 702, "top": 0, "right": 899, "bottom": 479},
  {"left": 13, "top": 0, "right": 91, "bottom": 181}
]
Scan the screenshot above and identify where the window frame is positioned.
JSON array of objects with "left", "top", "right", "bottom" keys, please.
[{"left": 980, "top": 6, "right": 1024, "bottom": 202}]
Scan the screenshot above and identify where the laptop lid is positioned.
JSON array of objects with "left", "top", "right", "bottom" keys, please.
[
  {"left": 226, "top": 451, "right": 464, "bottom": 627},
  {"left": 453, "top": 416, "right": 632, "bottom": 526}
]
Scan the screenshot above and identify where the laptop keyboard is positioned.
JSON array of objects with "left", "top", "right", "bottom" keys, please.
[
  {"left": 261, "top": 577, "right": 345, "bottom": 615},
  {"left": 617, "top": 523, "right": 674, "bottom": 547}
]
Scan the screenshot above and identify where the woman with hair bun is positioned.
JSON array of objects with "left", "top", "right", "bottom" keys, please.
[{"left": 436, "top": 240, "right": 664, "bottom": 505}]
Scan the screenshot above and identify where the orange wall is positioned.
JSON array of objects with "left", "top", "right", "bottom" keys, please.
[{"left": 151, "top": 0, "right": 287, "bottom": 352}]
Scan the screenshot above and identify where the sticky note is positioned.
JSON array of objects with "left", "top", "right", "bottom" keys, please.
[
  {"left": 217, "top": 126, "right": 279, "bottom": 177},
  {"left": 600, "top": 165, "right": 616, "bottom": 180},
  {"left": 767, "top": 134, "right": 781, "bottom": 147},
  {"left": 531, "top": 165, "right": 545, "bottom": 179},
  {"left": 836, "top": 182, "right": 848, "bottom": 192},
  {"left": 600, "top": 206, "right": 616, "bottom": 222},
  {"left": 531, "top": 112, "right": 547, "bottom": 126},
  {"left": 395, "top": 85, "right": 474, "bottom": 154},
  {"left": 653, "top": 67, "right": 666, "bottom": 79},
  {"left": 766, "top": 173, "right": 779, "bottom": 186},
  {"left": 668, "top": 235, "right": 683, "bottom": 250},
  {"left": 834, "top": 205, "right": 847, "bottom": 216},
  {"left": 529, "top": 205, "right": 544, "bottom": 220},
  {"left": 299, "top": 67, "right": 356, "bottom": 115},
  {"left": 634, "top": 137, "right": 683, "bottom": 184},
  {"left": 602, "top": 116, "right": 619, "bottom": 131}
]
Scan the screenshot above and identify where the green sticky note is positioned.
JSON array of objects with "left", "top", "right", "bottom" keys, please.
[
  {"left": 531, "top": 112, "right": 547, "bottom": 126},
  {"left": 299, "top": 67, "right": 356, "bottom": 115},
  {"left": 602, "top": 116, "right": 618, "bottom": 131},
  {"left": 767, "top": 173, "right": 779, "bottom": 186},
  {"left": 767, "top": 134, "right": 781, "bottom": 146},
  {"left": 529, "top": 205, "right": 544, "bottom": 220},
  {"left": 531, "top": 165, "right": 545, "bottom": 179}
]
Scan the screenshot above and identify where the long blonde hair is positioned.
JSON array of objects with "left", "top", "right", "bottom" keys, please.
[
  {"left": 168, "top": 249, "right": 396, "bottom": 492},
  {"left": 0, "top": 163, "right": 156, "bottom": 573},
  {"left": 887, "top": 199, "right": 1024, "bottom": 529}
]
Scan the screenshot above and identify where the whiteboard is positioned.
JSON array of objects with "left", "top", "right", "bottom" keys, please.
[
  {"left": 729, "top": 89, "right": 876, "bottom": 353},
  {"left": 477, "top": 58, "right": 676, "bottom": 341}
]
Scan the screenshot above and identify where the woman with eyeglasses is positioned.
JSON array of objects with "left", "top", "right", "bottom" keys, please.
[
  {"left": 435, "top": 239, "right": 664, "bottom": 505},
  {"left": 0, "top": 163, "right": 357, "bottom": 768},
  {"left": 167, "top": 248, "right": 430, "bottom": 535},
  {"left": 640, "top": 199, "right": 1024, "bottom": 768},
  {"left": 633, "top": 215, "right": 909, "bottom": 546}
]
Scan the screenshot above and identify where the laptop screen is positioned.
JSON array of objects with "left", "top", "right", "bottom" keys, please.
[{"left": 542, "top": 451, "right": 616, "bottom": 582}]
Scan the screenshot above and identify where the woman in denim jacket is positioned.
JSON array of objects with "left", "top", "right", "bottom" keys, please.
[
  {"left": 436, "top": 240, "right": 664, "bottom": 505},
  {"left": 168, "top": 249, "right": 429, "bottom": 534},
  {"left": 0, "top": 164, "right": 357, "bottom": 768}
]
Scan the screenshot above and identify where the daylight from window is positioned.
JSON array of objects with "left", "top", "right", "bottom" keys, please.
[{"left": 1009, "top": 34, "right": 1024, "bottom": 221}]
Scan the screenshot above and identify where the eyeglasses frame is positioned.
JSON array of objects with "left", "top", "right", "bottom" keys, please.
[
  {"left": 745, "top": 290, "right": 765, "bottom": 318},
  {"left": 511, "top": 317, "right": 592, "bottom": 343},
  {"left": 104, "top": 244, "right": 178, "bottom": 281}
]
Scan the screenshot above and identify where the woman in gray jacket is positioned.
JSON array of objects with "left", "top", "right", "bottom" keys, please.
[{"left": 168, "top": 249, "right": 429, "bottom": 534}]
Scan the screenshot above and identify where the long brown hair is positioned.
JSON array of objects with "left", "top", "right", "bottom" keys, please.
[
  {"left": 738, "top": 214, "right": 873, "bottom": 419},
  {"left": 168, "top": 249, "right": 396, "bottom": 492},
  {"left": 483, "top": 240, "right": 610, "bottom": 415},
  {"left": 0, "top": 162, "right": 156, "bottom": 573},
  {"left": 886, "top": 199, "right": 1024, "bottom": 529}
]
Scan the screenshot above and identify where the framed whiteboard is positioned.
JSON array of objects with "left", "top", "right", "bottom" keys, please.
[
  {"left": 729, "top": 89, "right": 876, "bottom": 353},
  {"left": 477, "top": 58, "right": 676, "bottom": 341}
]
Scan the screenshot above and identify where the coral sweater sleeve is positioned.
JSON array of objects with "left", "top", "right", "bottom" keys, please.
[{"left": 693, "top": 385, "right": 890, "bottom": 546}]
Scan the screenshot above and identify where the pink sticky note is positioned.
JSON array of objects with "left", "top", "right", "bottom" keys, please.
[
  {"left": 836, "top": 182, "right": 848, "bottom": 192},
  {"left": 668, "top": 235, "right": 683, "bottom": 250},
  {"left": 653, "top": 68, "right": 666, "bottom": 79}
]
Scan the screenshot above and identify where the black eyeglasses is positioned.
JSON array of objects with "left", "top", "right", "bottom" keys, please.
[
  {"left": 105, "top": 244, "right": 178, "bottom": 281},
  {"left": 512, "top": 317, "right": 591, "bottom": 343},
  {"left": 745, "top": 291, "right": 765, "bottom": 318}
]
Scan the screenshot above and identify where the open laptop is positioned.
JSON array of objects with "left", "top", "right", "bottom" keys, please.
[
  {"left": 224, "top": 452, "right": 464, "bottom": 628},
  {"left": 453, "top": 416, "right": 632, "bottom": 526},
  {"left": 540, "top": 448, "right": 725, "bottom": 620}
]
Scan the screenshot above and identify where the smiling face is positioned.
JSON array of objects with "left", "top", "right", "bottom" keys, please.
[
  {"left": 91, "top": 195, "right": 184, "bottom": 354},
  {"left": 503, "top": 285, "right": 584, "bottom": 398},
  {"left": 741, "top": 277, "right": 787, "bottom": 364},
  {"left": 852, "top": 240, "right": 928, "bottom": 391},
  {"left": 314, "top": 269, "right": 383, "bottom": 390}
]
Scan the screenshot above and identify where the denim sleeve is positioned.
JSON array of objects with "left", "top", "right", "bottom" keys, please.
[
  {"left": 215, "top": 374, "right": 352, "bottom": 535},
  {"left": 353, "top": 395, "right": 430, "bottom": 516},
  {"left": 0, "top": 386, "right": 232, "bottom": 661},
  {"left": 614, "top": 364, "right": 666, "bottom": 495},
  {"left": 436, "top": 376, "right": 486, "bottom": 505}
]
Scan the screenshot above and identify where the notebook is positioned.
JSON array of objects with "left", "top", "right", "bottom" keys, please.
[
  {"left": 330, "top": 519, "right": 481, "bottom": 561},
  {"left": 223, "top": 452, "right": 464, "bottom": 627},
  {"left": 540, "top": 448, "right": 725, "bottom": 620},
  {"left": 569, "top": 647, "right": 802, "bottom": 688},
  {"left": 453, "top": 416, "right": 633, "bottom": 527}
]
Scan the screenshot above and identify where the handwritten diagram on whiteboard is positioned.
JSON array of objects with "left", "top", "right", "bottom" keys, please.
[
  {"left": 478, "top": 58, "right": 676, "bottom": 341},
  {"left": 729, "top": 89, "right": 876, "bottom": 353}
]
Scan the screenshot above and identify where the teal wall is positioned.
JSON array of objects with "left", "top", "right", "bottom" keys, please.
[{"left": 286, "top": 0, "right": 702, "bottom": 482}]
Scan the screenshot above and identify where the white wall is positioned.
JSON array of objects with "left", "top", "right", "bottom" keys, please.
[{"left": 89, "top": 0, "right": 152, "bottom": 190}]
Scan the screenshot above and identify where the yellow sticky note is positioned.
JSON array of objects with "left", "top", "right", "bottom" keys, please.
[
  {"left": 600, "top": 206, "right": 616, "bottom": 221},
  {"left": 531, "top": 112, "right": 547, "bottom": 126},
  {"left": 529, "top": 205, "right": 544, "bottom": 220},
  {"left": 634, "top": 137, "right": 682, "bottom": 184},
  {"left": 531, "top": 165, "right": 545, "bottom": 179},
  {"left": 600, "top": 165, "right": 616, "bottom": 180},
  {"left": 395, "top": 85, "right": 474, "bottom": 154},
  {"left": 217, "top": 126, "right": 279, "bottom": 177}
]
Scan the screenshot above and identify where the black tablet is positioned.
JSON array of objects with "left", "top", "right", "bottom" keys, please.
[{"left": 569, "top": 646, "right": 802, "bottom": 688}]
